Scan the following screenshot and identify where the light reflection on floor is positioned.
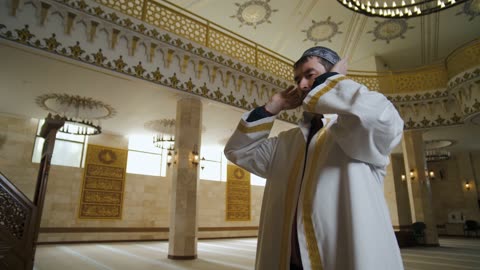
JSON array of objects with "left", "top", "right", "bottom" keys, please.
[{"left": 34, "top": 237, "right": 480, "bottom": 270}]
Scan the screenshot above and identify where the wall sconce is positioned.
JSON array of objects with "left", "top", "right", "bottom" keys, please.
[
  {"left": 192, "top": 144, "right": 200, "bottom": 166},
  {"left": 167, "top": 150, "right": 173, "bottom": 167},
  {"left": 401, "top": 174, "right": 406, "bottom": 182},
  {"left": 200, "top": 157, "right": 205, "bottom": 170},
  {"left": 429, "top": 170, "right": 435, "bottom": 179},
  {"left": 166, "top": 147, "right": 176, "bottom": 167},
  {"left": 409, "top": 169, "right": 415, "bottom": 180},
  {"left": 465, "top": 181, "right": 471, "bottom": 191}
]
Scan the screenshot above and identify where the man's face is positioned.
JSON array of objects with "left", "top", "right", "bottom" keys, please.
[{"left": 294, "top": 57, "right": 327, "bottom": 94}]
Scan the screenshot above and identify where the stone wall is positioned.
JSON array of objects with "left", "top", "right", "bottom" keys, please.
[
  {"left": 390, "top": 150, "right": 480, "bottom": 236},
  {"left": 0, "top": 114, "right": 262, "bottom": 243}
]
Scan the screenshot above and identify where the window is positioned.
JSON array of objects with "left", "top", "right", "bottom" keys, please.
[
  {"left": 32, "top": 119, "right": 88, "bottom": 168},
  {"left": 126, "top": 135, "right": 167, "bottom": 177},
  {"left": 199, "top": 147, "right": 225, "bottom": 181},
  {"left": 199, "top": 146, "right": 265, "bottom": 186},
  {"left": 251, "top": 174, "right": 266, "bottom": 186}
]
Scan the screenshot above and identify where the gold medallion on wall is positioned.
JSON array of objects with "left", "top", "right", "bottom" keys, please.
[
  {"left": 79, "top": 144, "right": 128, "bottom": 219},
  {"left": 226, "top": 164, "right": 251, "bottom": 221}
]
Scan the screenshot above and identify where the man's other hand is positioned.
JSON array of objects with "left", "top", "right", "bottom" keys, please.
[{"left": 265, "top": 85, "right": 305, "bottom": 115}]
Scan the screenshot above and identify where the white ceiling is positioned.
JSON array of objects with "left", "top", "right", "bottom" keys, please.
[{"left": 167, "top": 0, "right": 480, "bottom": 70}]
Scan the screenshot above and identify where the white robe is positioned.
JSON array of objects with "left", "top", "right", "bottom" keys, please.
[{"left": 224, "top": 74, "right": 405, "bottom": 270}]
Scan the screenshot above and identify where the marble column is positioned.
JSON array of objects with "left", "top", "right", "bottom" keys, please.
[
  {"left": 168, "top": 97, "right": 202, "bottom": 260},
  {"left": 384, "top": 154, "right": 412, "bottom": 230},
  {"left": 456, "top": 152, "right": 480, "bottom": 221},
  {"left": 402, "top": 130, "right": 439, "bottom": 246},
  {"left": 384, "top": 154, "right": 413, "bottom": 247}
]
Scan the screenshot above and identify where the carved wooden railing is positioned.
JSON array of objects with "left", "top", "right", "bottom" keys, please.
[
  {"left": 0, "top": 114, "right": 65, "bottom": 270},
  {"left": 0, "top": 172, "right": 37, "bottom": 270}
]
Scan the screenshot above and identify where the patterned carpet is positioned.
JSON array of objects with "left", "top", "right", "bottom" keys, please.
[{"left": 34, "top": 237, "right": 480, "bottom": 270}]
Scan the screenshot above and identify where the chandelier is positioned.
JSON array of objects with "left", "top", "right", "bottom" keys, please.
[
  {"left": 336, "top": 0, "right": 468, "bottom": 18},
  {"left": 425, "top": 150, "right": 451, "bottom": 162},
  {"left": 153, "top": 133, "right": 175, "bottom": 150},
  {"left": 36, "top": 93, "right": 116, "bottom": 135},
  {"left": 424, "top": 139, "right": 453, "bottom": 162},
  {"left": 144, "top": 119, "right": 176, "bottom": 150}
]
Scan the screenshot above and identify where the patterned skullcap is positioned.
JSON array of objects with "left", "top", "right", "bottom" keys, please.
[{"left": 299, "top": 46, "right": 340, "bottom": 65}]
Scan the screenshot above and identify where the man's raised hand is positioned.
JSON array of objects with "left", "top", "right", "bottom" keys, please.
[{"left": 265, "top": 85, "right": 305, "bottom": 115}]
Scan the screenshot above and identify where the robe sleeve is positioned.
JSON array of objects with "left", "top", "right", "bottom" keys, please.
[
  {"left": 303, "top": 74, "right": 404, "bottom": 167},
  {"left": 224, "top": 110, "right": 277, "bottom": 178}
]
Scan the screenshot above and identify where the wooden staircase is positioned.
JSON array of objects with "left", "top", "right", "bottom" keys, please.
[
  {"left": 0, "top": 114, "right": 65, "bottom": 269},
  {"left": 0, "top": 172, "right": 37, "bottom": 270}
]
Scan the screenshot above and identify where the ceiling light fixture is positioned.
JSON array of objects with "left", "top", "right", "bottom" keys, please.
[
  {"left": 337, "top": 0, "right": 467, "bottom": 18},
  {"left": 153, "top": 134, "right": 175, "bottom": 150},
  {"left": 425, "top": 150, "right": 451, "bottom": 162},
  {"left": 36, "top": 93, "right": 116, "bottom": 136},
  {"left": 144, "top": 119, "right": 176, "bottom": 150}
]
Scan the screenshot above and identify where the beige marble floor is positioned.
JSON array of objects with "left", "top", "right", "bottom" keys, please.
[{"left": 34, "top": 237, "right": 480, "bottom": 270}]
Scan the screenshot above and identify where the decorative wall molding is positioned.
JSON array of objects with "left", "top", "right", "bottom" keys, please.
[
  {"left": 0, "top": 0, "right": 303, "bottom": 123},
  {"left": 446, "top": 38, "right": 480, "bottom": 80},
  {"left": 447, "top": 67, "right": 480, "bottom": 122},
  {"left": 1, "top": 0, "right": 479, "bottom": 129},
  {"left": 387, "top": 89, "right": 464, "bottom": 130}
]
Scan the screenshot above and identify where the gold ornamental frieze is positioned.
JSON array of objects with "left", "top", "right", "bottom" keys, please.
[
  {"left": 2, "top": 0, "right": 479, "bottom": 130},
  {"left": 348, "top": 64, "right": 448, "bottom": 94},
  {"left": 447, "top": 65, "right": 480, "bottom": 93},
  {"left": 446, "top": 39, "right": 480, "bottom": 80},
  {"left": 0, "top": 0, "right": 302, "bottom": 123},
  {"left": 395, "top": 100, "right": 464, "bottom": 130},
  {"left": 385, "top": 87, "right": 463, "bottom": 130},
  {"left": 447, "top": 76, "right": 480, "bottom": 122},
  {"left": 79, "top": 144, "right": 127, "bottom": 219}
]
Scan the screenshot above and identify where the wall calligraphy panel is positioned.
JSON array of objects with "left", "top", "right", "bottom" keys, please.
[
  {"left": 79, "top": 144, "right": 128, "bottom": 219},
  {"left": 226, "top": 164, "right": 251, "bottom": 221}
]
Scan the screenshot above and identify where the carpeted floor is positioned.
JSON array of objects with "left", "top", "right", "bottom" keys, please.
[{"left": 34, "top": 237, "right": 480, "bottom": 270}]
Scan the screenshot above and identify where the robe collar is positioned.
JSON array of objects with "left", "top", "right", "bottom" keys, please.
[{"left": 298, "top": 112, "right": 324, "bottom": 141}]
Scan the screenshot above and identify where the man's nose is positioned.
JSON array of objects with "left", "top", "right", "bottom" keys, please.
[{"left": 299, "top": 78, "right": 310, "bottom": 90}]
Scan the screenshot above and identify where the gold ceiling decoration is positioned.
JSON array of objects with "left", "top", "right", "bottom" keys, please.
[
  {"left": 231, "top": 0, "right": 278, "bottom": 29},
  {"left": 456, "top": 0, "right": 480, "bottom": 20},
  {"left": 302, "top": 17, "right": 343, "bottom": 45},
  {"left": 367, "top": 19, "right": 414, "bottom": 44},
  {"left": 35, "top": 93, "right": 116, "bottom": 135}
]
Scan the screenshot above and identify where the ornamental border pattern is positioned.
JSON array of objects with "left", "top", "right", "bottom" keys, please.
[
  {"left": 53, "top": 0, "right": 478, "bottom": 94},
  {"left": 0, "top": 22, "right": 472, "bottom": 130},
  {"left": 0, "top": 22, "right": 301, "bottom": 123},
  {"left": 447, "top": 66, "right": 480, "bottom": 91},
  {"left": 54, "top": 0, "right": 293, "bottom": 84},
  {"left": 1, "top": 0, "right": 479, "bottom": 130}
]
